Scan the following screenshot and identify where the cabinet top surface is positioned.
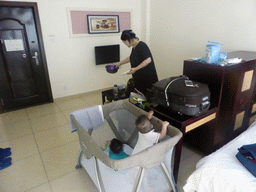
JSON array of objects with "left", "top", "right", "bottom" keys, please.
[
  {"left": 227, "top": 51, "right": 256, "bottom": 61},
  {"left": 185, "top": 51, "right": 256, "bottom": 68}
]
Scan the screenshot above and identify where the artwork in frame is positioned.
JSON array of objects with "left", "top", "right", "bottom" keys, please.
[{"left": 87, "top": 15, "right": 120, "bottom": 34}]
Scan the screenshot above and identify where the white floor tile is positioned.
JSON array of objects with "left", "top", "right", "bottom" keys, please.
[
  {"left": 0, "top": 134, "right": 39, "bottom": 162},
  {"left": 178, "top": 153, "right": 204, "bottom": 184},
  {"left": 55, "top": 98, "right": 90, "bottom": 111},
  {"left": 40, "top": 141, "right": 80, "bottom": 181},
  {"left": 177, "top": 180, "right": 185, "bottom": 192},
  {"left": 26, "top": 102, "right": 61, "bottom": 119},
  {"left": 26, "top": 182, "right": 52, "bottom": 192},
  {"left": 0, "top": 109, "right": 28, "bottom": 124},
  {"left": 30, "top": 112, "right": 69, "bottom": 133},
  {"left": 80, "top": 92, "right": 103, "bottom": 106},
  {"left": 50, "top": 169, "right": 98, "bottom": 192},
  {"left": 0, "top": 155, "right": 48, "bottom": 192},
  {"left": 180, "top": 144, "right": 204, "bottom": 162},
  {"left": 34, "top": 124, "right": 78, "bottom": 152},
  {"left": 0, "top": 119, "right": 33, "bottom": 143}
]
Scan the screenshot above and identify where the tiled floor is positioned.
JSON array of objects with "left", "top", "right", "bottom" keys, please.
[{"left": 0, "top": 90, "right": 204, "bottom": 192}]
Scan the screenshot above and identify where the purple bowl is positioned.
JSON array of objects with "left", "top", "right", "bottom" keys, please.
[{"left": 106, "top": 65, "right": 118, "bottom": 74}]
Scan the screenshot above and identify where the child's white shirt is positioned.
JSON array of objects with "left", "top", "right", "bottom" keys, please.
[{"left": 132, "top": 129, "right": 160, "bottom": 155}]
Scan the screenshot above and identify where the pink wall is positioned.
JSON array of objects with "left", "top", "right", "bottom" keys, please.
[{"left": 70, "top": 11, "right": 131, "bottom": 34}]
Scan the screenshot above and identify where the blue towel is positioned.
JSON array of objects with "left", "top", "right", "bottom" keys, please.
[
  {"left": 0, "top": 157, "right": 12, "bottom": 170},
  {"left": 0, "top": 148, "right": 11, "bottom": 159},
  {"left": 236, "top": 143, "right": 256, "bottom": 177}
]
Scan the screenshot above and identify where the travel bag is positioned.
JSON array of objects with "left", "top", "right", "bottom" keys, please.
[
  {"left": 152, "top": 76, "right": 210, "bottom": 116},
  {"left": 236, "top": 143, "right": 256, "bottom": 177}
]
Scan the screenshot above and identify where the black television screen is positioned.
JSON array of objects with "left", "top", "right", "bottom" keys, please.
[{"left": 95, "top": 44, "right": 120, "bottom": 65}]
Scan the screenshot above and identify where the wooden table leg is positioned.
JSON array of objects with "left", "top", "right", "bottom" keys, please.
[
  {"left": 102, "top": 94, "right": 106, "bottom": 105},
  {"left": 0, "top": 100, "right": 3, "bottom": 114}
]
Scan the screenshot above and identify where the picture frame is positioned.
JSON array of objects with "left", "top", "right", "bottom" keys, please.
[{"left": 87, "top": 15, "right": 120, "bottom": 34}]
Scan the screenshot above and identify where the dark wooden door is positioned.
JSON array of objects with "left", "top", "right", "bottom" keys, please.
[{"left": 0, "top": 2, "right": 52, "bottom": 111}]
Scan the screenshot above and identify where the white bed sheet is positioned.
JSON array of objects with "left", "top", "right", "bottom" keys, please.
[{"left": 183, "top": 122, "right": 256, "bottom": 192}]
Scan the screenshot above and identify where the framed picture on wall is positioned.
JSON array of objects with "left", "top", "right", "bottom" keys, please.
[{"left": 87, "top": 15, "right": 120, "bottom": 34}]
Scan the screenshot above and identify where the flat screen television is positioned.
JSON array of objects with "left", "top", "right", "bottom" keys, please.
[{"left": 95, "top": 44, "right": 120, "bottom": 65}]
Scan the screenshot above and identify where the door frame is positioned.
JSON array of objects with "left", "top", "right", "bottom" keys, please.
[{"left": 0, "top": 1, "right": 53, "bottom": 111}]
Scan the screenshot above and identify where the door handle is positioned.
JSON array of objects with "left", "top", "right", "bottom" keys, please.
[{"left": 32, "top": 52, "right": 39, "bottom": 65}]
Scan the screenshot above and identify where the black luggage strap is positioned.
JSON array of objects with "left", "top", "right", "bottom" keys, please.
[{"left": 164, "top": 75, "right": 189, "bottom": 107}]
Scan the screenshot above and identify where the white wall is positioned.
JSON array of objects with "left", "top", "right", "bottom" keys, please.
[
  {"left": 7, "top": 0, "right": 256, "bottom": 98},
  {"left": 140, "top": 0, "right": 151, "bottom": 44},
  {"left": 9, "top": 0, "right": 142, "bottom": 99},
  {"left": 149, "top": 0, "right": 256, "bottom": 80}
]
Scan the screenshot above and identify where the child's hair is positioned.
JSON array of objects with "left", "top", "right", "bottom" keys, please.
[
  {"left": 121, "top": 30, "right": 138, "bottom": 42},
  {"left": 135, "top": 115, "right": 152, "bottom": 134},
  {"left": 110, "top": 138, "right": 123, "bottom": 154}
]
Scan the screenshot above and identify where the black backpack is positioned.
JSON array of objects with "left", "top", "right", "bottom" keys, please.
[{"left": 125, "top": 78, "right": 135, "bottom": 96}]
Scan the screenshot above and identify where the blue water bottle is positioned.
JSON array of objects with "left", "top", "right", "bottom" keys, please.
[{"left": 113, "top": 84, "right": 118, "bottom": 100}]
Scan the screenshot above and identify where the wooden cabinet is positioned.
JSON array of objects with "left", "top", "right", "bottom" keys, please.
[
  {"left": 146, "top": 104, "right": 217, "bottom": 182},
  {"left": 183, "top": 51, "right": 256, "bottom": 154},
  {"left": 250, "top": 93, "right": 256, "bottom": 124}
]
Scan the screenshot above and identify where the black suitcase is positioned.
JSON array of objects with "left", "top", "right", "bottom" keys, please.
[{"left": 153, "top": 76, "right": 210, "bottom": 116}]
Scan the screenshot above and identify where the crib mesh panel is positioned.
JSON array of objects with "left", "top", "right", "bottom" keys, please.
[
  {"left": 90, "top": 121, "right": 116, "bottom": 149},
  {"left": 109, "top": 109, "right": 138, "bottom": 148}
]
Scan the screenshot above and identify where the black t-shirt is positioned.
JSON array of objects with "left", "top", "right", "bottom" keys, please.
[{"left": 130, "top": 41, "right": 158, "bottom": 95}]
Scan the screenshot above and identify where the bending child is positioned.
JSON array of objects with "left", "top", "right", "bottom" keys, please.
[{"left": 132, "top": 110, "right": 169, "bottom": 155}]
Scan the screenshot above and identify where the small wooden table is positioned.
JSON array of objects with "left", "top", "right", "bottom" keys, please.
[
  {"left": 0, "top": 101, "right": 3, "bottom": 114},
  {"left": 101, "top": 89, "right": 128, "bottom": 104}
]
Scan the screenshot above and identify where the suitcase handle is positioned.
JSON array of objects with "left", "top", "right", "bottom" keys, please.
[
  {"left": 201, "top": 101, "right": 210, "bottom": 110},
  {"left": 164, "top": 75, "right": 189, "bottom": 107}
]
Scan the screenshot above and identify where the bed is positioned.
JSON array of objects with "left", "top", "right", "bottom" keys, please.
[{"left": 183, "top": 122, "right": 256, "bottom": 192}]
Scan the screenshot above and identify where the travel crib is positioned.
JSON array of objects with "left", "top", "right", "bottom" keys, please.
[{"left": 70, "top": 100, "right": 182, "bottom": 192}]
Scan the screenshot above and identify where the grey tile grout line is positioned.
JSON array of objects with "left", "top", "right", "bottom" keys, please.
[{"left": 25, "top": 108, "right": 53, "bottom": 192}]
